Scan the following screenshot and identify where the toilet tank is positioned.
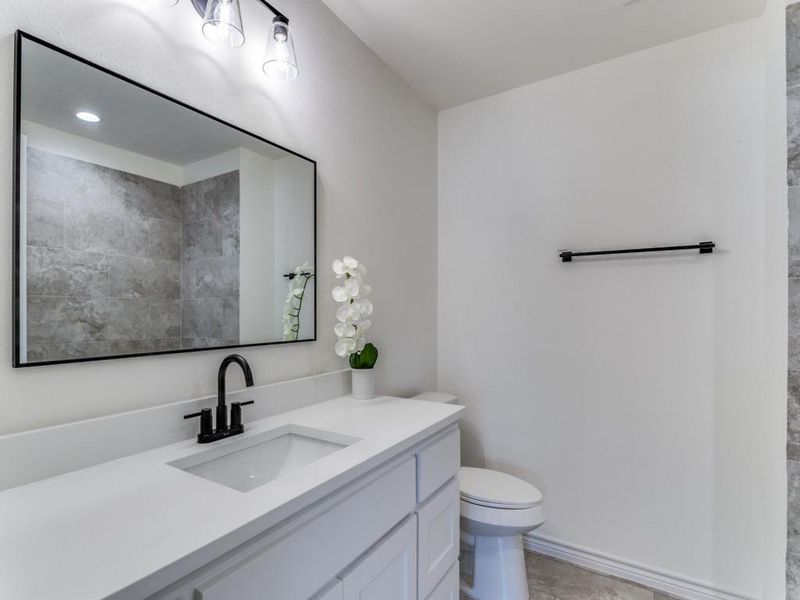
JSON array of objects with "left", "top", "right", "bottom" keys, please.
[{"left": 412, "top": 392, "right": 459, "bottom": 405}]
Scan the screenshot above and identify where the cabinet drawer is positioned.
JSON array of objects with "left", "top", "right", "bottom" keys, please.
[
  {"left": 416, "top": 477, "right": 460, "bottom": 599},
  {"left": 340, "top": 516, "right": 417, "bottom": 600},
  {"left": 426, "top": 562, "right": 459, "bottom": 600},
  {"left": 195, "top": 457, "right": 416, "bottom": 600},
  {"left": 416, "top": 428, "right": 460, "bottom": 502}
]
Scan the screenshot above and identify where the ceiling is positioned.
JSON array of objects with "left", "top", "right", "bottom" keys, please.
[
  {"left": 321, "top": 0, "right": 767, "bottom": 109},
  {"left": 20, "top": 38, "right": 288, "bottom": 165}
]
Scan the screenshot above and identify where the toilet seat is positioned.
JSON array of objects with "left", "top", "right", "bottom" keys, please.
[
  {"left": 460, "top": 498, "right": 546, "bottom": 534},
  {"left": 459, "top": 467, "right": 543, "bottom": 510}
]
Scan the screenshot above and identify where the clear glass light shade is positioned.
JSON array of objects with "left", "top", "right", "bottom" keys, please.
[
  {"left": 202, "top": 0, "right": 245, "bottom": 49},
  {"left": 262, "top": 20, "right": 299, "bottom": 81}
]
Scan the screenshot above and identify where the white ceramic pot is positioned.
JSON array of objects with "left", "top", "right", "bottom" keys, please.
[{"left": 351, "top": 369, "right": 376, "bottom": 400}]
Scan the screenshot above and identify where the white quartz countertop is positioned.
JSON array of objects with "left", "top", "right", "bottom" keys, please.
[{"left": 0, "top": 396, "right": 463, "bottom": 600}]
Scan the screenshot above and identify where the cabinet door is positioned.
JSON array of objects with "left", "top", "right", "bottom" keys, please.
[
  {"left": 341, "top": 516, "right": 417, "bottom": 600},
  {"left": 417, "top": 478, "right": 460, "bottom": 599},
  {"left": 425, "top": 563, "right": 459, "bottom": 600}
]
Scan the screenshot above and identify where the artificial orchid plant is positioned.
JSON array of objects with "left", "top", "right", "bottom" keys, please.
[
  {"left": 282, "top": 262, "right": 314, "bottom": 342},
  {"left": 332, "top": 256, "right": 378, "bottom": 369}
]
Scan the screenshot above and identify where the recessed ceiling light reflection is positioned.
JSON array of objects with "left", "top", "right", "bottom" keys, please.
[{"left": 75, "top": 111, "right": 101, "bottom": 123}]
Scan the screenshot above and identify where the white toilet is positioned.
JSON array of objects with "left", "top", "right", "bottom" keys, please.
[
  {"left": 412, "top": 393, "right": 546, "bottom": 600},
  {"left": 459, "top": 467, "right": 545, "bottom": 600}
]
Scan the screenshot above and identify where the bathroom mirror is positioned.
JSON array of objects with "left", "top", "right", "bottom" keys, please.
[{"left": 12, "top": 32, "right": 316, "bottom": 367}]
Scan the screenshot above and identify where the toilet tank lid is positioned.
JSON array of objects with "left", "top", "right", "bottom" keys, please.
[
  {"left": 459, "top": 467, "right": 543, "bottom": 508},
  {"left": 411, "top": 392, "right": 458, "bottom": 404}
]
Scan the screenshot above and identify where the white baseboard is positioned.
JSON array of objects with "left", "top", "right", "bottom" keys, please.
[{"left": 523, "top": 534, "right": 756, "bottom": 600}]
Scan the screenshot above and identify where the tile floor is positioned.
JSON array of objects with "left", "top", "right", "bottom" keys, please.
[{"left": 463, "top": 550, "right": 677, "bottom": 600}]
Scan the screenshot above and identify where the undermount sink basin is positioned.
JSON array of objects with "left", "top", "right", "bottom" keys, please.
[{"left": 169, "top": 425, "right": 360, "bottom": 492}]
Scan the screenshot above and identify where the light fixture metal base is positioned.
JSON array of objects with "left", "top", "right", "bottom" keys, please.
[
  {"left": 191, "top": 0, "right": 289, "bottom": 24},
  {"left": 190, "top": 0, "right": 208, "bottom": 18}
]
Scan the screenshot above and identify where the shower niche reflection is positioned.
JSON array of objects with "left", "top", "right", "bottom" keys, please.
[{"left": 13, "top": 32, "right": 316, "bottom": 366}]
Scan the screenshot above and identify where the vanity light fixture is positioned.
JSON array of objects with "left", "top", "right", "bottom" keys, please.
[
  {"left": 202, "top": 0, "right": 245, "bottom": 48},
  {"left": 174, "top": 0, "right": 300, "bottom": 80},
  {"left": 262, "top": 14, "right": 298, "bottom": 81},
  {"left": 75, "top": 111, "right": 101, "bottom": 123}
]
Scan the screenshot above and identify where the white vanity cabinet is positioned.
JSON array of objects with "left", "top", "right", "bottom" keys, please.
[{"left": 144, "top": 426, "right": 461, "bottom": 600}]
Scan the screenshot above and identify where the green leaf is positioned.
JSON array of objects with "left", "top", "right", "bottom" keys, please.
[{"left": 350, "top": 343, "right": 379, "bottom": 369}]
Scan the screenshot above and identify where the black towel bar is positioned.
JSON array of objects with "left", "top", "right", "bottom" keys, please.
[{"left": 559, "top": 241, "right": 715, "bottom": 263}]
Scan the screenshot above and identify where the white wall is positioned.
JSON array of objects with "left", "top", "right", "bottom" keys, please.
[
  {"left": 438, "top": 14, "right": 785, "bottom": 599},
  {"left": 182, "top": 148, "right": 241, "bottom": 186},
  {"left": 239, "top": 147, "right": 276, "bottom": 343},
  {"left": 273, "top": 156, "right": 316, "bottom": 339},
  {"left": 22, "top": 120, "right": 184, "bottom": 185},
  {"left": 0, "top": 0, "right": 438, "bottom": 434}
]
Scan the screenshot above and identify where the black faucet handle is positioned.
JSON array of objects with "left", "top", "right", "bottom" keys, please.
[
  {"left": 230, "top": 401, "right": 255, "bottom": 428},
  {"left": 184, "top": 408, "right": 214, "bottom": 438}
]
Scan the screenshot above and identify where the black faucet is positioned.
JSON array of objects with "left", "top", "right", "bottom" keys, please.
[{"left": 184, "top": 354, "right": 255, "bottom": 443}]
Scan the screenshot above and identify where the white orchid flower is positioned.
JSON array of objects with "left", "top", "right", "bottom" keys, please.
[
  {"left": 283, "top": 262, "right": 314, "bottom": 342},
  {"left": 335, "top": 337, "right": 357, "bottom": 357},
  {"left": 343, "top": 256, "right": 358, "bottom": 269},
  {"left": 334, "top": 322, "right": 356, "bottom": 338},
  {"left": 332, "top": 259, "right": 347, "bottom": 277},
  {"left": 345, "top": 277, "right": 359, "bottom": 297},
  {"left": 332, "top": 277, "right": 362, "bottom": 303},
  {"left": 331, "top": 256, "right": 377, "bottom": 362},
  {"left": 357, "top": 298, "right": 373, "bottom": 315},
  {"left": 336, "top": 305, "right": 350, "bottom": 322}
]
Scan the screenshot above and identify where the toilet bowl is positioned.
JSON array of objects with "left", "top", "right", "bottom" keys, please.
[{"left": 459, "top": 468, "right": 545, "bottom": 600}]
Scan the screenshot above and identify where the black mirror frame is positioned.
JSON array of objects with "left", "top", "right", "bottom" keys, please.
[{"left": 12, "top": 30, "right": 317, "bottom": 368}]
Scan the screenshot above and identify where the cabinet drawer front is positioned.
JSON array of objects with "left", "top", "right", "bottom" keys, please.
[
  {"left": 416, "top": 477, "right": 460, "bottom": 599},
  {"left": 425, "top": 562, "right": 459, "bottom": 600},
  {"left": 416, "top": 429, "right": 460, "bottom": 503},
  {"left": 341, "top": 516, "right": 417, "bottom": 600},
  {"left": 196, "top": 458, "right": 416, "bottom": 600}
]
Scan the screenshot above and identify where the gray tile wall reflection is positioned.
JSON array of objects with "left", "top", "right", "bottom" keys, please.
[
  {"left": 25, "top": 150, "right": 242, "bottom": 362},
  {"left": 180, "top": 171, "right": 240, "bottom": 349},
  {"left": 25, "top": 148, "right": 182, "bottom": 361},
  {"left": 788, "top": 5, "right": 800, "bottom": 594}
]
